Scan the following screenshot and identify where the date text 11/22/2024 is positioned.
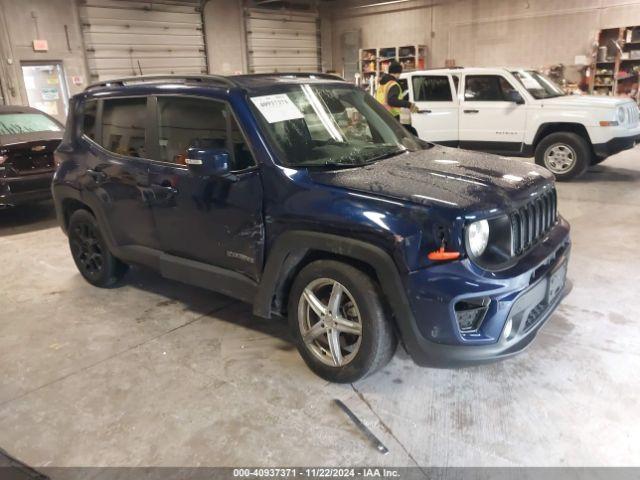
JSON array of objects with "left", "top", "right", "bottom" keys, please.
[{"left": 233, "top": 468, "right": 402, "bottom": 478}]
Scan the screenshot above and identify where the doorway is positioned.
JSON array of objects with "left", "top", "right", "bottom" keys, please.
[{"left": 20, "top": 62, "right": 69, "bottom": 123}]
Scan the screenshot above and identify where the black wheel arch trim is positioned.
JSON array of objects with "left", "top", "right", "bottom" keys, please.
[
  {"left": 532, "top": 122, "right": 593, "bottom": 150},
  {"left": 253, "top": 230, "right": 428, "bottom": 360},
  {"left": 54, "top": 184, "right": 119, "bottom": 249}
]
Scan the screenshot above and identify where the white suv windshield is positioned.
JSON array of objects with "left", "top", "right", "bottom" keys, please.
[
  {"left": 511, "top": 70, "right": 565, "bottom": 99},
  {"left": 250, "top": 84, "right": 421, "bottom": 168}
]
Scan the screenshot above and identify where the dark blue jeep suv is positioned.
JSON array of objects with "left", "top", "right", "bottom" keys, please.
[{"left": 53, "top": 73, "right": 570, "bottom": 382}]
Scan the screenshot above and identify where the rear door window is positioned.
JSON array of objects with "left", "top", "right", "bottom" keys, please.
[
  {"left": 412, "top": 76, "right": 453, "bottom": 101},
  {"left": 100, "top": 98, "right": 148, "bottom": 157},
  {"left": 464, "top": 75, "right": 517, "bottom": 101}
]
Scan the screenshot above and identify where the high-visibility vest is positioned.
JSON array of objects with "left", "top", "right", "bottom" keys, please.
[{"left": 375, "top": 80, "right": 402, "bottom": 117}]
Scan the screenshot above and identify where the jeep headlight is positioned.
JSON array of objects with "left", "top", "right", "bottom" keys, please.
[
  {"left": 617, "top": 106, "right": 626, "bottom": 125},
  {"left": 466, "top": 220, "right": 490, "bottom": 257},
  {"left": 465, "top": 215, "right": 514, "bottom": 270}
]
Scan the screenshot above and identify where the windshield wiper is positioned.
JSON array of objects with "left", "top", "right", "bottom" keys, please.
[
  {"left": 361, "top": 148, "right": 406, "bottom": 164},
  {"left": 289, "top": 161, "right": 363, "bottom": 169}
]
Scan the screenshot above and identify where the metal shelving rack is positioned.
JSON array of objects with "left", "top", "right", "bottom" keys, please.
[
  {"left": 589, "top": 26, "right": 640, "bottom": 104},
  {"left": 358, "top": 45, "right": 426, "bottom": 94}
]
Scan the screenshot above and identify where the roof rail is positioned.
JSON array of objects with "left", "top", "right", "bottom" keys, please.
[
  {"left": 236, "top": 72, "right": 344, "bottom": 81},
  {"left": 85, "top": 74, "right": 237, "bottom": 91}
]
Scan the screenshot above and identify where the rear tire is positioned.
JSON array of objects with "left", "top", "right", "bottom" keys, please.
[
  {"left": 68, "top": 209, "right": 128, "bottom": 288},
  {"left": 535, "top": 132, "right": 591, "bottom": 181},
  {"left": 288, "top": 260, "right": 397, "bottom": 383}
]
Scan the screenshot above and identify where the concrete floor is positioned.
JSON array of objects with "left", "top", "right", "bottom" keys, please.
[{"left": 0, "top": 149, "right": 639, "bottom": 468}]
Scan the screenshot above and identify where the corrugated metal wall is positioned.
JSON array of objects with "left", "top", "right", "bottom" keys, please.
[
  {"left": 245, "top": 8, "right": 320, "bottom": 73},
  {"left": 79, "top": 0, "right": 207, "bottom": 81}
]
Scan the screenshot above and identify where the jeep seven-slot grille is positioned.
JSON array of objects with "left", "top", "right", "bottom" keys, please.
[{"left": 509, "top": 188, "right": 558, "bottom": 256}]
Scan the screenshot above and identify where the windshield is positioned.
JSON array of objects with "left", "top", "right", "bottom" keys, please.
[
  {"left": 0, "top": 113, "right": 62, "bottom": 135},
  {"left": 511, "top": 70, "right": 565, "bottom": 99},
  {"left": 250, "top": 84, "right": 423, "bottom": 168}
]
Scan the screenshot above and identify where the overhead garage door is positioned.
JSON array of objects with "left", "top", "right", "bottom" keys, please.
[
  {"left": 79, "top": 0, "right": 207, "bottom": 82},
  {"left": 245, "top": 8, "right": 320, "bottom": 74}
]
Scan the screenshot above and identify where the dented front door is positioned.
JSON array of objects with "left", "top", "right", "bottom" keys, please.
[{"left": 147, "top": 163, "right": 264, "bottom": 281}]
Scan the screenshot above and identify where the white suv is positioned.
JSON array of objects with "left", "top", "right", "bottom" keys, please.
[{"left": 400, "top": 67, "right": 640, "bottom": 180}]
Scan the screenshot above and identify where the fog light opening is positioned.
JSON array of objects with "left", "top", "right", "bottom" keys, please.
[{"left": 455, "top": 298, "right": 490, "bottom": 332}]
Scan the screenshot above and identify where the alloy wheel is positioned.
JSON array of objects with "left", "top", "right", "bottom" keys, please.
[
  {"left": 544, "top": 143, "right": 577, "bottom": 174},
  {"left": 297, "top": 278, "right": 363, "bottom": 367},
  {"left": 70, "top": 222, "right": 104, "bottom": 277}
]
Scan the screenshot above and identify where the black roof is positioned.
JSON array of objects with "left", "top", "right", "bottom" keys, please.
[{"left": 85, "top": 73, "right": 345, "bottom": 93}]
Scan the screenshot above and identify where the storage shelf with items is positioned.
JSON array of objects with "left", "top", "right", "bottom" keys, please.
[
  {"left": 358, "top": 45, "right": 427, "bottom": 95},
  {"left": 359, "top": 48, "right": 378, "bottom": 94},
  {"left": 588, "top": 26, "right": 640, "bottom": 104},
  {"left": 398, "top": 45, "right": 426, "bottom": 72}
]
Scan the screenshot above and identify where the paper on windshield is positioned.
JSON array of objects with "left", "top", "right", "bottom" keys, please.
[{"left": 251, "top": 94, "right": 303, "bottom": 123}]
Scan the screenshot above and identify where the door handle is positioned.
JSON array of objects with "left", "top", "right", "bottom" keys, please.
[
  {"left": 151, "top": 183, "right": 178, "bottom": 198},
  {"left": 418, "top": 109, "right": 432, "bottom": 114},
  {"left": 87, "top": 169, "right": 107, "bottom": 183},
  {"left": 463, "top": 109, "right": 479, "bottom": 114}
]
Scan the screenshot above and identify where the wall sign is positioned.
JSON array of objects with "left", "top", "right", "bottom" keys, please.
[
  {"left": 41, "top": 87, "right": 60, "bottom": 101},
  {"left": 32, "top": 39, "right": 49, "bottom": 52}
]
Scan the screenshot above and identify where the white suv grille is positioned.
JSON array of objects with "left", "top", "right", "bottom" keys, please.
[{"left": 626, "top": 103, "right": 639, "bottom": 128}]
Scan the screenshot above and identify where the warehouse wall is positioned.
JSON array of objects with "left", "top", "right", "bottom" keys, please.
[
  {"left": 203, "top": 0, "right": 246, "bottom": 75},
  {"left": 0, "top": 0, "right": 88, "bottom": 109},
  {"left": 329, "top": 0, "right": 640, "bottom": 81},
  {"left": 329, "top": 0, "right": 435, "bottom": 79}
]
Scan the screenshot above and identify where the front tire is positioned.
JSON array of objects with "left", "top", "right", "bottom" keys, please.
[
  {"left": 535, "top": 132, "right": 591, "bottom": 181},
  {"left": 288, "top": 260, "right": 397, "bottom": 383},
  {"left": 68, "top": 209, "right": 128, "bottom": 288}
]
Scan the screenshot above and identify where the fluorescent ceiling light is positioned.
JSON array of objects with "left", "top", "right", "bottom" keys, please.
[{"left": 351, "top": 0, "right": 412, "bottom": 9}]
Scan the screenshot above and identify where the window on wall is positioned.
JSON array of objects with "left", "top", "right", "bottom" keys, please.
[
  {"left": 101, "top": 98, "right": 147, "bottom": 157},
  {"left": 156, "top": 96, "right": 255, "bottom": 171},
  {"left": 464, "top": 75, "right": 518, "bottom": 101},
  {"left": 412, "top": 76, "right": 453, "bottom": 102},
  {"left": 82, "top": 101, "right": 97, "bottom": 140}
]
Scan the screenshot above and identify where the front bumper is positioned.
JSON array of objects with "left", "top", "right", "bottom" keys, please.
[
  {"left": 397, "top": 216, "right": 571, "bottom": 367},
  {"left": 0, "top": 171, "right": 54, "bottom": 206},
  {"left": 592, "top": 133, "right": 640, "bottom": 158}
]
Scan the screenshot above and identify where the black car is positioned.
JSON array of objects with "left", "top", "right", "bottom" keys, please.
[{"left": 0, "top": 106, "right": 63, "bottom": 207}]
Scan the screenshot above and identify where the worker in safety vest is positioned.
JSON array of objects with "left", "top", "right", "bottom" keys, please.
[{"left": 376, "top": 61, "right": 419, "bottom": 136}]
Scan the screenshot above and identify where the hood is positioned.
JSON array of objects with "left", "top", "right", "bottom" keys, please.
[
  {"left": 307, "top": 145, "right": 554, "bottom": 212},
  {"left": 540, "top": 94, "right": 631, "bottom": 109}
]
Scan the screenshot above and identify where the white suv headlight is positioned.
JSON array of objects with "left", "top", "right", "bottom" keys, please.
[
  {"left": 467, "top": 220, "right": 490, "bottom": 257},
  {"left": 617, "top": 106, "right": 626, "bottom": 125}
]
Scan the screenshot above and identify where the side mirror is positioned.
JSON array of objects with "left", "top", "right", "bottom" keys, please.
[
  {"left": 185, "top": 147, "right": 232, "bottom": 177},
  {"left": 506, "top": 90, "right": 525, "bottom": 105}
]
